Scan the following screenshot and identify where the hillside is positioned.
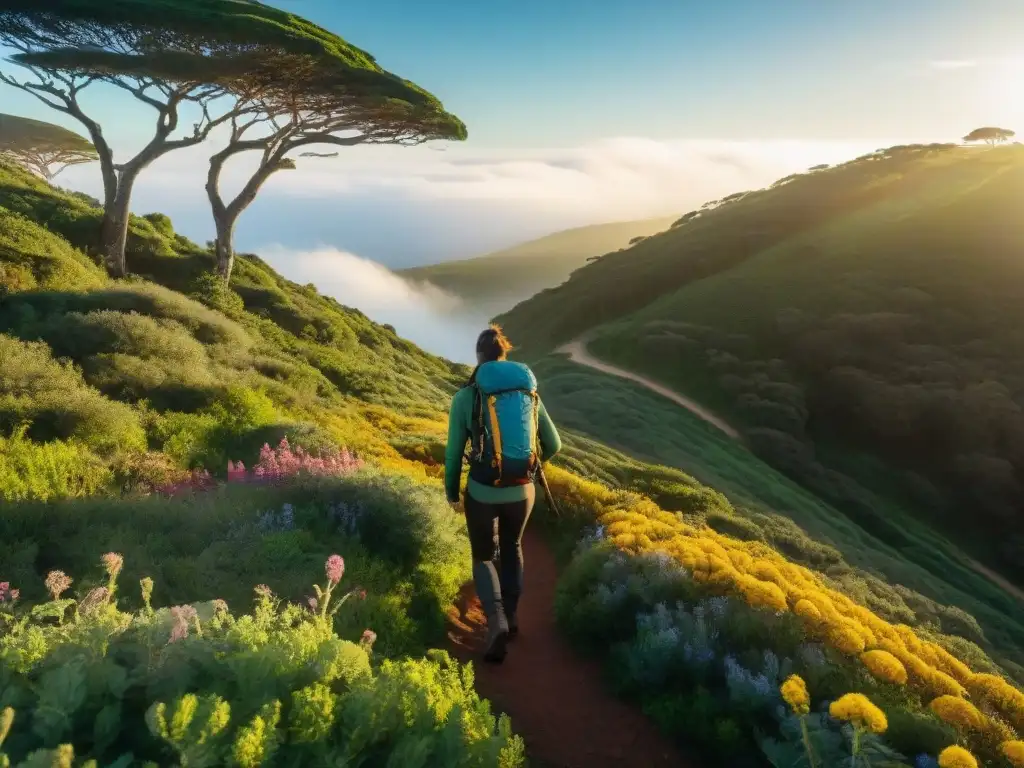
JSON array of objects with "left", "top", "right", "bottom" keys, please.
[
  {"left": 496, "top": 142, "right": 1024, "bottom": 586},
  {"left": 399, "top": 215, "right": 677, "bottom": 313},
  {"left": 4, "top": 157, "right": 1024, "bottom": 767}
]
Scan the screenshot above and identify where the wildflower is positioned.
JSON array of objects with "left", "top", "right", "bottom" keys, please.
[
  {"left": 0, "top": 582, "right": 16, "bottom": 604},
  {"left": 829, "top": 693, "right": 888, "bottom": 734},
  {"left": 212, "top": 599, "right": 228, "bottom": 613},
  {"left": 140, "top": 576, "right": 154, "bottom": 608},
  {"left": 360, "top": 629, "right": 377, "bottom": 647},
  {"left": 358, "top": 589, "right": 368, "bottom": 600},
  {"left": 826, "top": 623, "right": 866, "bottom": 656},
  {"left": 929, "top": 696, "right": 986, "bottom": 732},
  {"left": 101, "top": 552, "right": 123, "bottom": 578},
  {"left": 781, "top": 674, "right": 810, "bottom": 715},
  {"left": 254, "top": 584, "right": 272, "bottom": 598},
  {"left": 44, "top": 570, "right": 72, "bottom": 600},
  {"left": 306, "top": 596, "right": 318, "bottom": 612},
  {"left": 1001, "top": 741, "right": 1024, "bottom": 767},
  {"left": 937, "top": 745, "right": 977, "bottom": 768},
  {"left": 860, "top": 650, "right": 908, "bottom": 685},
  {"left": 325, "top": 555, "right": 344, "bottom": 585}
]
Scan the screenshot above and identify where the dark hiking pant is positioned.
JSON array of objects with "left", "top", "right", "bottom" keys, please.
[{"left": 464, "top": 490, "right": 534, "bottom": 623}]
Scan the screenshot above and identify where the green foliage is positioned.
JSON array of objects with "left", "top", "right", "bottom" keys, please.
[
  {"left": 0, "top": 560, "right": 523, "bottom": 766},
  {"left": 0, "top": 432, "right": 110, "bottom": 502},
  {"left": 0, "top": 205, "right": 104, "bottom": 294}
]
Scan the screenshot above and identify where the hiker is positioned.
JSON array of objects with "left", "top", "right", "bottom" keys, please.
[{"left": 444, "top": 325, "right": 561, "bottom": 664}]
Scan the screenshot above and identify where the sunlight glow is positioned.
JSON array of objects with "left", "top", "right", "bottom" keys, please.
[{"left": 979, "top": 56, "right": 1024, "bottom": 131}]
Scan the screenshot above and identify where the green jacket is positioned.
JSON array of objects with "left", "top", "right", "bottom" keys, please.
[{"left": 444, "top": 382, "right": 562, "bottom": 504}]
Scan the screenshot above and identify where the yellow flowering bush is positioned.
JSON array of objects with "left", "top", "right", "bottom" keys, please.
[
  {"left": 781, "top": 674, "right": 810, "bottom": 715},
  {"left": 829, "top": 693, "right": 888, "bottom": 734},
  {"left": 1001, "top": 740, "right": 1024, "bottom": 767},
  {"left": 929, "top": 695, "right": 987, "bottom": 732},
  {"left": 937, "top": 745, "right": 978, "bottom": 768},
  {"left": 860, "top": 650, "right": 908, "bottom": 685},
  {"left": 544, "top": 468, "right": 1024, "bottom": 759}
]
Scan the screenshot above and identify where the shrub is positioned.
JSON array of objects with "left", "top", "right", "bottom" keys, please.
[
  {"left": 0, "top": 556, "right": 524, "bottom": 766},
  {"left": 0, "top": 431, "right": 111, "bottom": 502}
]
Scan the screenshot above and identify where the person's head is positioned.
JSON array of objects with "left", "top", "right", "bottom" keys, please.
[{"left": 475, "top": 324, "right": 513, "bottom": 365}]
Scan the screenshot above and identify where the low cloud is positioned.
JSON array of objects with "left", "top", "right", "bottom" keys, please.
[
  {"left": 929, "top": 59, "right": 978, "bottom": 70},
  {"left": 258, "top": 245, "right": 489, "bottom": 364}
]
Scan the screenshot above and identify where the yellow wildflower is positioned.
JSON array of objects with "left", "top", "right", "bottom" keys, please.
[
  {"left": 860, "top": 650, "right": 908, "bottom": 685},
  {"left": 1001, "top": 741, "right": 1024, "bottom": 767},
  {"left": 829, "top": 693, "right": 887, "bottom": 734},
  {"left": 781, "top": 675, "right": 810, "bottom": 716},
  {"left": 929, "top": 696, "right": 986, "bottom": 732},
  {"left": 937, "top": 745, "right": 978, "bottom": 768}
]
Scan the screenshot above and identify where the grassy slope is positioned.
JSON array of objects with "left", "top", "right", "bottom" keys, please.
[
  {"left": 400, "top": 215, "right": 677, "bottom": 312},
  {"left": 533, "top": 357, "right": 1024, "bottom": 667},
  {"left": 491, "top": 144, "right": 1024, "bottom": 668}
]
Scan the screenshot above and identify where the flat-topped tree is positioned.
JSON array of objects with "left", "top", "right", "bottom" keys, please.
[
  {"left": 963, "top": 126, "right": 1016, "bottom": 145},
  {"left": 0, "top": 0, "right": 428, "bottom": 278},
  {"left": 0, "top": 112, "right": 97, "bottom": 180},
  {"left": 205, "top": 71, "right": 466, "bottom": 282}
]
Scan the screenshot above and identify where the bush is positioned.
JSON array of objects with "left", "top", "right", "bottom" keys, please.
[
  {"left": 0, "top": 334, "right": 146, "bottom": 454},
  {"left": 0, "top": 556, "right": 525, "bottom": 766},
  {"left": 0, "top": 431, "right": 111, "bottom": 501}
]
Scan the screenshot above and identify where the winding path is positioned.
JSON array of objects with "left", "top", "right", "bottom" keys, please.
[
  {"left": 555, "top": 338, "right": 1024, "bottom": 605},
  {"left": 555, "top": 337, "right": 742, "bottom": 440},
  {"left": 445, "top": 525, "right": 693, "bottom": 768}
]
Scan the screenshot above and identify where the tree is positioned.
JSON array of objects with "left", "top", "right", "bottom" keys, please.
[
  {"left": 204, "top": 66, "right": 466, "bottom": 281},
  {"left": 0, "top": 112, "right": 97, "bottom": 180},
  {"left": 962, "top": 126, "right": 1016, "bottom": 146},
  {"left": 0, "top": 0, "right": 429, "bottom": 278}
]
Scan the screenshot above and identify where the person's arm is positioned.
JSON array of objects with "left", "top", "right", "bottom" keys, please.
[
  {"left": 444, "top": 388, "right": 470, "bottom": 503},
  {"left": 537, "top": 398, "right": 562, "bottom": 461}
]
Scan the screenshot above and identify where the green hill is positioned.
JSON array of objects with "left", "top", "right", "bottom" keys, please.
[
  {"left": 496, "top": 142, "right": 1024, "bottom": 586},
  {"left": 400, "top": 215, "right": 677, "bottom": 313},
  {"left": 4, "top": 154, "right": 1024, "bottom": 767}
]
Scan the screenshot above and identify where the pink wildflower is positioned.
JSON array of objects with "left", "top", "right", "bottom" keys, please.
[
  {"left": 101, "top": 552, "right": 123, "bottom": 578},
  {"left": 325, "top": 555, "right": 344, "bottom": 585},
  {"left": 306, "top": 596, "right": 318, "bottom": 612},
  {"left": 8, "top": 589, "right": 18, "bottom": 602},
  {"left": 358, "top": 589, "right": 368, "bottom": 600},
  {"left": 44, "top": 570, "right": 72, "bottom": 600},
  {"left": 360, "top": 629, "right": 377, "bottom": 647},
  {"left": 0, "top": 582, "right": 14, "bottom": 604}
]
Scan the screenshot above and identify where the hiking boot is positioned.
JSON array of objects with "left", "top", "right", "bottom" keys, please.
[
  {"left": 483, "top": 610, "right": 509, "bottom": 663},
  {"left": 507, "top": 612, "right": 519, "bottom": 640}
]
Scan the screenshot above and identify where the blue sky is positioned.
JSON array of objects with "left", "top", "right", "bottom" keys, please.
[{"left": 1, "top": 1, "right": 1022, "bottom": 357}]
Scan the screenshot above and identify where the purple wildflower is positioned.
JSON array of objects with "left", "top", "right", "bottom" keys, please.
[{"left": 325, "top": 555, "right": 344, "bottom": 585}]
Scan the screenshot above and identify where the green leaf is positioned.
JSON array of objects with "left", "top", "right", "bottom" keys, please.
[{"left": 31, "top": 660, "right": 87, "bottom": 745}]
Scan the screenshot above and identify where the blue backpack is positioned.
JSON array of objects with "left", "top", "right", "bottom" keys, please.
[{"left": 467, "top": 360, "right": 540, "bottom": 487}]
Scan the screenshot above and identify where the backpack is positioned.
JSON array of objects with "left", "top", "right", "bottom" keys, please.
[{"left": 466, "top": 360, "right": 540, "bottom": 487}]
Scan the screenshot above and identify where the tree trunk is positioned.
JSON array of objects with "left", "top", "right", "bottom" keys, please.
[
  {"left": 101, "top": 170, "right": 138, "bottom": 278},
  {"left": 214, "top": 213, "right": 236, "bottom": 282}
]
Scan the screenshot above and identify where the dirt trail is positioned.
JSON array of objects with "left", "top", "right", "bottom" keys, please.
[
  {"left": 555, "top": 338, "right": 742, "bottom": 440},
  {"left": 966, "top": 558, "right": 1024, "bottom": 603},
  {"left": 446, "top": 525, "right": 692, "bottom": 768}
]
